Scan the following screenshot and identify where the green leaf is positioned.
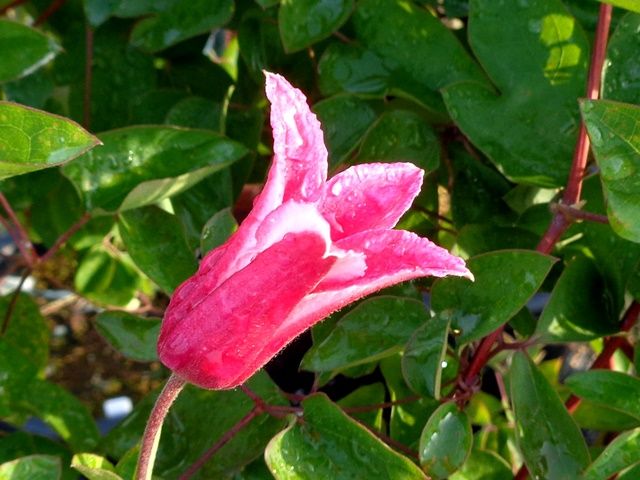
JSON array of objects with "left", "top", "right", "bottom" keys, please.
[
  {"left": 431, "top": 250, "right": 556, "bottom": 344},
  {"left": 201, "top": 207, "right": 238, "bottom": 255},
  {"left": 71, "top": 454, "right": 121, "bottom": 480},
  {"left": 0, "top": 294, "right": 49, "bottom": 372},
  {"left": 279, "top": 0, "right": 353, "bottom": 52},
  {"left": 317, "top": 43, "right": 392, "bottom": 97},
  {"left": 337, "top": 383, "right": 386, "bottom": 430},
  {"left": 595, "top": 0, "right": 640, "bottom": 13},
  {"left": 313, "top": 94, "right": 377, "bottom": 169},
  {"left": 302, "top": 296, "right": 428, "bottom": 372},
  {"left": 94, "top": 311, "right": 160, "bottom": 362},
  {"left": 450, "top": 449, "right": 512, "bottom": 480},
  {"left": 419, "top": 402, "right": 472, "bottom": 479},
  {"left": 537, "top": 256, "right": 618, "bottom": 341},
  {"left": 62, "top": 126, "right": 246, "bottom": 213},
  {"left": 130, "top": 0, "right": 234, "bottom": 52},
  {"left": 619, "top": 463, "right": 640, "bottom": 480},
  {"left": 118, "top": 206, "right": 197, "bottom": 293},
  {"left": 582, "top": 428, "right": 640, "bottom": 480},
  {"left": 102, "top": 372, "right": 286, "bottom": 478},
  {"left": 265, "top": 393, "right": 427, "bottom": 479},
  {"left": 401, "top": 314, "right": 450, "bottom": 399},
  {"left": 13, "top": 378, "right": 100, "bottom": 452},
  {"left": 352, "top": 0, "right": 486, "bottom": 113},
  {"left": 165, "top": 96, "right": 223, "bottom": 131},
  {"left": 0, "top": 102, "right": 99, "bottom": 179},
  {"left": 381, "top": 355, "right": 439, "bottom": 449},
  {"left": 0, "top": 20, "right": 60, "bottom": 83},
  {"left": 565, "top": 371, "right": 640, "bottom": 420},
  {"left": 603, "top": 13, "right": 640, "bottom": 104},
  {"left": 443, "top": 0, "right": 588, "bottom": 186},
  {"left": 581, "top": 100, "right": 640, "bottom": 243},
  {"left": 454, "top": 225, "right": 538, "bottom": 257},
  {"left": 0, "top": 455, "right": 61, "bottom": 480},
  {"left": 356, "top": 110, "right": 440, "bottom": 172},
  {"left": 0, "top": 342, "right": 39, "bottom": 416},
  {"left": 510, "top": 352, "right": 590, "bottom": 480},
  {"left": 573, "top": 400, "right": 640, "bottom": 432}
]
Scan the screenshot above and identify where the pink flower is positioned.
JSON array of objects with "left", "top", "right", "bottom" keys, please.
[{"left": 157, "top": 72, "right": 473, "bottom": 389}]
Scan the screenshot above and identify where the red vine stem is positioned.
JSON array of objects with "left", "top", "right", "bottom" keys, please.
[
  {"left": 342, "top": 395, "right": 421, "bottom": 414},
  {"left": 178, "top": 407, "right": 262, "bottom": 480},
  {"left": 513, "top": 6, "right": 613, "bottom": 478},
  {"left": 565, "top": 301, "right": 640, "bottom": 413},
  {"left": 136, "top": 374, "right": 186, "bottom": 480},
  {"left": 39, "top": 212, "right": 91, "bottom": 264},
  {"left": 0, "top": 193, "right": 37, "bottom": 266},
  {"left": 537, "top": 3, "right": 612, "bottom": 254},
  {"left": 34, "top": 0, "right": 67, "bottom": 25}
]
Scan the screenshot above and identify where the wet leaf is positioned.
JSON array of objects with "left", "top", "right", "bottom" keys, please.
[
  {"left": 0, "top": 20, "right": 60, "bottom": 83},
  {"left": 565, "top": 371, "right": 640, "bottom": 420},
  {"left": 419, "top": 402, "right": 472, "bottom": 479},
  {"left": 279, "top": 0, "right": 353, "bottom": 52},
  {"left": 130, "top": 0, "right": 234, "bottom": 52},
  {"left": 401, "top": 314, "right": 450, "bottom": 399},
  {"left": 0, "top": 455, "right": 61, "bottom": 480},
  {"left": 201, "top": 207, "right": 238, "bottom": 255},
  {"left": 302, "top": 296, "right": 428, "bottom": 372},
  {"left": 0, "top": 102, "right": 99, "bottom": 179},
  {"left": 431, "top": 250, "right": 556, "bottom": 343},
  {"left": 62, "top": 126, "right": 246, "bottom": 213},
  {"left": 510, "top": 352, "right": 590, "bottom": 480},
  {"left": 582, "top": 428, "right": 640, "bottom": 480},
  {"left": 95, "top": 311, "right": 161, "bottom": 362},
  {"left": 603, "top": 12, "right": 640, "bottom": 104},
  {"left": 443, "top": 0, "right": 588, "bottom": 186},
  {"left": 118, "top": 206, "right": 197, "bottom": 293},
  {"left": 581, "top": 100, "right": 640, "bottom": 243},
  {"left": 265, "top": 393, "right": 426, "bottom": 479}
]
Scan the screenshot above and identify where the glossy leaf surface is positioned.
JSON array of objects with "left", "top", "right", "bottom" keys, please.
[
  {"left": 431, "top": 251, "right": 556, "bottom": 343},
  {"left": 419, "top": 402, "right": 472, "bottom": 479},
  {"left": 302, "top": 296, "right": 428, "bottom": 372},
  {"left": 0, "top": 102, "right": 99, "bottom": 179},
  {"left": 265, "top": 393, "right": 426, "bottom": 479},
  {"left": 510, "top": 352, "right": 590, "bottom": 480},
  {"left": 443, "top": 0, "right": 588, "bottom": 186},
  {"left": 581, "top": 100, "right": 640, "bottom": 243},
  {"left": 95, "top": 311, "right": 161, "bottom": 362},
  {"left": 62, "top": 126, "right": 246, "bottom": 213}
]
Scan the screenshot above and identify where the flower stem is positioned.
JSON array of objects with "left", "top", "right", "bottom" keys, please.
[{"left": 136, "top": 374, "right": 186, "bottom": 480}]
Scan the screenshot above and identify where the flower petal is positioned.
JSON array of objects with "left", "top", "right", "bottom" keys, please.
[
  {"left": 261, "top": 230, "right": 471, "bottom": 355},
  {"left": 193, "top": 72, "right": 329, "bottom": 290},
  {"left": 158, "top": 231, "right": 336, "bottom": 389},
  {"left": 321, "top": 163, "right": 424, "bottom": 240},
  {"left": 264, "top": 71, "right": 327, "bottom": 205}
]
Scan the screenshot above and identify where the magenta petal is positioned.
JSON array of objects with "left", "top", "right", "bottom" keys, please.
[
  {"left": 321, "top": 163, "right": 424, "bottom": 240},
  {"left": 158, "top": 232, "right": 336, "bottom": 389},
  {"left": 264, "top": 72, "right": 327, "bottom": 205},
  {"left": 257, "top": 230, "right": 472, "bottom": 363}
]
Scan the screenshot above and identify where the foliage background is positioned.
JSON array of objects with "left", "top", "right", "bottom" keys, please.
[{"left": 0, "top": 0, "right": 640, "bottom": 478}]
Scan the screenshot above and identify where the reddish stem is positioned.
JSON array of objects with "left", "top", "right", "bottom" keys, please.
[
  {"left": 342, "top": 395, "right": 421, "bottom": 414},
  {"left": 552, "top": 203, "right": 609, "bottom": 225},
  {"left": 0, "top": 193, "right": 36, "bottom": 266},
  {"left": 136, "top": 374, "right": 186, "bottom": 480},
  {"left": 34, "top": 0, "right": 66, "bottom": 25},
  {"left": 0, "top": 269, "right": 30, "bottom": 336},
  {"left": 178, "top": 407, "right": 262, "bottom": 479},
  {"left": 537, "top": 3, "right": 612, "bottom": 252},
  {"left": 39, "top": 212, "right": 91, "bottom": 264},
  {"left": 566, "top": 301, "right": 640, "bottom": 414}
]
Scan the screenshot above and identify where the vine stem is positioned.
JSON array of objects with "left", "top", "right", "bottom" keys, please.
[
  {"left": 39, "top": 212, "right": 91, "bottom": 264},
  {"left": 0, "top": 193, "right": 37, "bottom": 266},
  {"left": 178, "top": 407, "right": 262, "bottom": 480},
  {"left": 136, "top": 374, "right": 186, "bottom": 480},
  {"left": 537, "top": 2, "right": 612, "bottom": 254}
]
